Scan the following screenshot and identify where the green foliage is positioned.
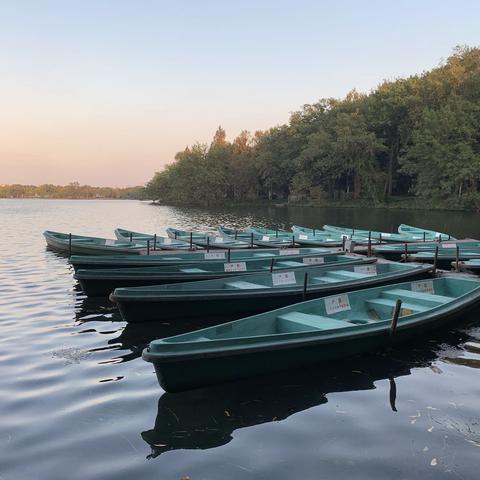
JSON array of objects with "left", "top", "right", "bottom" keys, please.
[
  {"left": 401, "top": 95, "right": 480, "bottom": 202},
  {"left": 146, "top": 47, "right": 480, "bottom": 210}
]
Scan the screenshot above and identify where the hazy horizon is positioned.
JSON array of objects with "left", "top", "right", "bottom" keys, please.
[{"left": 1, "top": 0, "right": 480, "bottom": 187}]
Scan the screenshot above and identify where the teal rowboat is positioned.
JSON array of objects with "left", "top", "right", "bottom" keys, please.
[
  {"left": 245, "top": 227, "right": 292, "bottom": 238},
  {"left": 74, "top": 254, "right": 370, "bottom": 296},
  {"left": 294, "top": 225, "right": 381, "bottom": 246},
  {"left": 323, "top": 224, "right": 426, "bottom": 243},
  {"left": 143, "top": 276, "right": 480, "bottom": 391},
  {"left": 111, "top": 262, "right": 432, "bottom": 323},
  {"left": 166, "top": 227, "right": 250, "bottom": 249},
  {"left": 398, "top": 224, "right": 455, "bottom": 240},
  {"left": 405, "top": 250, "right": 480, "bottom": 269},
  {"left": 455, "top": 260, "right": 480, "bottom": 274},
  {"left": 291, "top": 225, "right": 344, "bottom": 247},
  {"left": 43, "top": 230, "right": 147, "bottom": 256},
  {"left": 166, "top": 227, "right": 206, "bottom": 240},
  {"left": 217, "top": 226, "right": 251, "bottom": 239},
  {"left": 219, "top": 226, "right": 296, "bottom": 247},
  {"left": 69, "top": 247, "right": 334, "bottom": 271},
  {"left": 115, "top": 228, "right": 192, "bottom": 250},
  {"left": 373, "top": 241, "right": 480, "bottom": 261}
]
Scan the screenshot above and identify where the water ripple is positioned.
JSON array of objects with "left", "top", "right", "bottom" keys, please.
[{"left": 1, "top": 199, "right": 480, "bottom": 480}]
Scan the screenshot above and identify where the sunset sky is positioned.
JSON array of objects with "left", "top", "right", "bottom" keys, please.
[{"left": 1, "top": 0, "right": 479, "bottom": 187}]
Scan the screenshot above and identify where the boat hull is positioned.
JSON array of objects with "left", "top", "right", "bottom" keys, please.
[
  {"left": 406, "top": 253, "right": 480, "bottom": 269},
  {"left": 114, "top": 228, "right": 192, "bottom": 250},
  {"left": 454, "top": 261, "right": 480, "bottom": 274},
  {"left": 112, "top": 267, "right": 432, "bottom": 323},
  {"left": 398, "top": 224, "right": 455, "bottom": 240},
  {"left": 75, "top": 254, "right": 365, "bottom": 296},
  {"left": 44, "top": 232, "right": 144, "bottom": 256},
  {"left": 144, "top": 301, "right": 478, "bottom": 392},
  {"left": 69, "top": 248, "right": 339, "bottom": 271},
  {"left": 323, "top": 224, "right": 427, "bottom": 243}
]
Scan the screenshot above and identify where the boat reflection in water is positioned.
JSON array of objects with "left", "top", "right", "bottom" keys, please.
[
  {"left": 140, "top": 341, "right": 450, "bottom": 459},
  {"left": 75, "top": 290, "right": 230, "bottom": 362},
  {"left": 72, "top": 287, "right": 480, "bottom": 459}
]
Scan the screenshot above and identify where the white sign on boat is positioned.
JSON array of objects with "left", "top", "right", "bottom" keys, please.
[
  {"left": 279, "top": 248, "right": 300, "bottom": 255},
  {"left": 272, "top": 271, "right": 296, "bottom": 286},
  {"left": 205, "top": 252, "right": 226, "bottom": 260},
  {"left": 354, "top": 264, "right": 377, "bottom": 275},
  {"left": 303, "top": 257, "right": 324, "bottom": 264},
  {"left": 325, "top": 294, "right": 351, "bottom": 314},
  {"left": 224, "top": 262, "right": 247, "bottom": 272},
  {"left": 411, "top": 280, "right": 434, "bottom": 294}
]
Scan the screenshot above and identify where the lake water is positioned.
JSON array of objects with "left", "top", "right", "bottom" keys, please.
[{"left": 1, "top": 199, "right": 480, "bottom": 480}]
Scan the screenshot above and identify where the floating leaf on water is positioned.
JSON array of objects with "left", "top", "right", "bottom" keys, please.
[{"left": 467, "top": 439, "right": 480, "bottom": 448}]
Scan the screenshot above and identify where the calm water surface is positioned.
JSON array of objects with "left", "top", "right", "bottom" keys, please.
[{"left": 1, "top": 199, "right": 480, "bottom": 480}]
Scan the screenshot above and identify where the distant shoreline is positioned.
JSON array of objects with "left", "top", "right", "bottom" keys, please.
[
  {"left": 0, "top": 197, "right": 139, "bottom": 200},
  {"left": 148, "top": 197, "right": 480, "bottom": 212},
  {"left": 0, "top": 183, "right": 145, "bottom": 201}
]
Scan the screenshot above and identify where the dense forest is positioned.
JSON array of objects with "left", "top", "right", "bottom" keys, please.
[
  {"left": 0, "top": 182, "right": 144, "bottom": 199},
  {"left": 146, "top": 46, "right": 480, "bottom": 210}
]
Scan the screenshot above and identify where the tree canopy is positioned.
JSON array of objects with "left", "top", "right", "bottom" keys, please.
[{"left": 146, "top": 46, "right": 480, "bottom": 210}]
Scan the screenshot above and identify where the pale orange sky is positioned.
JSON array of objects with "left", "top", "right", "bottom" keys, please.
[
  {"left": 1, "top": 1, "right": 478, "bottom": 187},
  {"left": 0, "top": 94, "right": 291, "bottom": 186}
]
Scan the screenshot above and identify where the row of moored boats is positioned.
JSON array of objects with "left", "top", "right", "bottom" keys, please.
[{"left": 43, "top": 223, "right": 480, "bottom": 392}]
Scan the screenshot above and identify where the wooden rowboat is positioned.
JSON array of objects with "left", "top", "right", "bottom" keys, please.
[
  {"left": 111, "top": 261, "right": 432, "bottom": 323},
  {"left": 74, "top": 253, "right": 370, "bottom": 297},
  {"left": 143, "top": 277, "right": 480, "bottom": 391},
  {"left": 43, "top": 230, "right": 146, "bottom": 256}
]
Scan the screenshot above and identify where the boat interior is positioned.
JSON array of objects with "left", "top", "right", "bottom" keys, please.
[{"left": 160, "top": 278, "right": 478, "bottom": 345}]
